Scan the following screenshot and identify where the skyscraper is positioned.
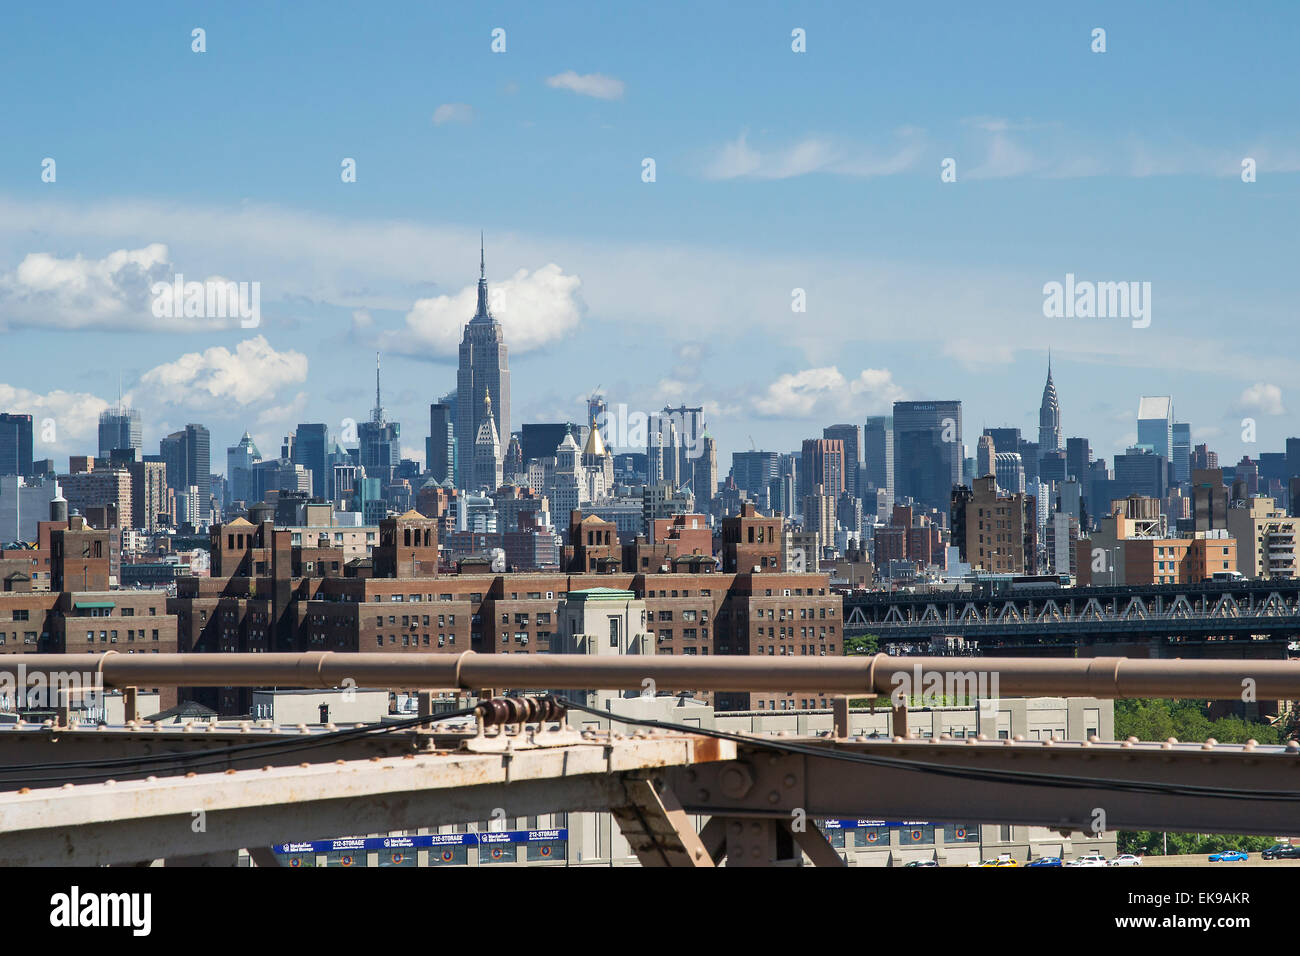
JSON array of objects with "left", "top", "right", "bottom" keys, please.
[
  {"left": 893, "top": 401, "right": 962, "bottom": 514},
  {"left": 426, "top": 403, "right": 454, "bottom": 485},
  {"left": 358, "top": 354, "right": 400, "bottom": 486},
  {"left": 293, "top": 423, "right": 330, "bottom": 500},
  {"left": 863, "top": 416, "right": 894, "bottom": 501},
  {"left": 1137, "top": 396, "right": 1173, "bottom": 459},
  {"left": 1038, "top": 356, "right": 1061, "bottom": 453},
  {"left": 226, "top": 432, "right": 261, "bottom": 505},
  {"left": 98, "top": 404, "right": 142, "bottom": 458},
  {"left": 798, "top": 438, "right": 845, "bottom": 504},
  {"left": 1172, "top": 422, "right": 1192, "bottom": 484},
  {"left": 976, "top": 434, "right": 995, "bottom": 478},
  {"left": 0, "top": 413, "right": 33, "bottom": 477},
  {"left": 456, "top": 237, "right": 510, "bottom": 488},
  {"left": 823, "top": 424, "right": 860, "bottom": 499},
  {"left": 160, "top": 424, "right": 210, "bottom": 503}
]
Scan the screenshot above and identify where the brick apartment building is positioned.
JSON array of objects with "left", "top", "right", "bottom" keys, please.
[{"left": 172, "top": 509, "right": 841, "bottom": 715}]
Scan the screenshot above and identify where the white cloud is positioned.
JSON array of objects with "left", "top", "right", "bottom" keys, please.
[
  {"left": 703, "top": 131, "right": 924, "bottom": 181},
  {"left": 382, "top": 263, "right": 583, "bottom": 358},
  {"left": 134, "top": 336, "right": 308, "bottom": 408},
  {"left": 432, "top": 103, "right": 474, "bottom": 125},
  {"left": 753, "top": 367, "right": 903, "bottom": 418},
  {"left": 0, "top": 384, "right": 109, "bottom": 455},
  {"left": 545, "top": 71, "right": 625, "bottom": 100},
  {"left": 0, "top": 243, "right": 249, "bottom": 331},
  {"left": 1233, "top": 382, "right": 1285, "bottom": 416}
]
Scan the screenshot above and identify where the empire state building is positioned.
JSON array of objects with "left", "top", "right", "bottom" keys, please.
[{"left": 455, "top": 237, "right": 510, "bottom": 488}]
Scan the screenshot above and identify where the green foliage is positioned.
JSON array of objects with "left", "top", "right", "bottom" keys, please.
[
  {"left": 1118, "top": 831, "right": 1278, "bottom": 856},
  {"left": 1114, "top": 698, "right": 1284, "bottom": 745},
  {"left": 844, "top": 633, "right": 880, "bottom": 656},
  {"left": 1115, "top": 698, "right": 1288, "bottom": 856}
]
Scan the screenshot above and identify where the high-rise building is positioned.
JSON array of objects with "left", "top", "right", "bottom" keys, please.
[
  {"left": 823, "top": 424, "right": 860, "bottom": 499},
  {"left": 472, "top": 394, "right": 503, "bottom": 491},
  {"left": 128, "top": 457, "right": 169, "bottom": 531},
  {"left": 1038, "top": 357, "right": 1061, "bottom": 453},
  {"left": 358, "top": 354, "right": 400, "bottom": 486},
  {"left": 0, "top": 413, "right": 34, "bottom": 477},
  {"left": 863, "top": 416, "right": 894, "bottom": 501},
  {"left": 692, "top": 433, "right": 718, "bottom": 510},
  {"left": 160, "top": 424, "right": 210, "bottom": 504},
  {"left": 963, "top": 475, "right": 1036, "bottom": 574},
  {"left": 798, "top": 439, "right": 845, "bottom": 505},
  {"left": 731, "top": 451, "right": 780, "bottom": 499},
  {"left": 226, "top": 432, "right": 261, "bottom": 506},
  {"left": 426, "top": 403, "right": 454, "bottom": 485},
  {"left": 1065, "top": 437, "right": 1092, "bottom": 482},
  {"left": 893, "top": 401, "right": 961, "bottom": 514},
  {"left": 995, "top": 452, "right": 1026, "bottom": 495},
  {"left": 1172, "top": 423, "right": 1192, "bottom": 484},
  {"left": 294, "top": 423, "right": 330, "bottom": 501},
  {"left": 456, "top": 238, "right": 510, "bottom": 488},
  {"left": 976, "top": 434, "right": 995, "bottom": 478},
  {"left": 98, "top": 404, "right": 142, "bottom": 458},
  {"left": 1137, "top": 397, "right": 1173, "bottom": 459}
]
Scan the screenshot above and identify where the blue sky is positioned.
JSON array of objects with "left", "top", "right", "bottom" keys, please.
[{"left": 1, "top": 1, "right": 1297, "bottom": 474}]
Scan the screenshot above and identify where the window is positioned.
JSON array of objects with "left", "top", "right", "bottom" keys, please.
[{"left": 609, "top": 617, "right": 620, "bottom": 648}]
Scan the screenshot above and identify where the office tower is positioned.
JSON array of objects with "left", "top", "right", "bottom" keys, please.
[
  {"left": 97, "top": 404, "right": 142, "bottom": 458},
  {"left": 798, "top": 439, "right": 845, "bottom": 504},
  {"left": 1114, "top": 447, "right": 1169, "bottom": 501},
  {"left": 1039, "top": 449, "right": 1067, "bottom": 484},
  {"left": 1038, "top": 356, "right": 1061, "bottom": 452},
  {"left": 160, "top": 424, "right": 210, "bottom": 502},
  {"left": 521, "top": 423, "right": 580, "bottom": 466},
  {"left": 647, "top": 405, "right": 703, "bottom": 490},
  {"left": 863, "top": 416, "right": 894, "bottom": 500},
  {"left": 731, "top": 451, "right": 780, "bottom": 499},
  {"left": 893, "top": 401, "right": 962, "bottom": 514},
  {"left": 976, "top": 434, "right": 995, "bottom": 478},
  {"left": 1171, "top": 422, "right": 1191, "bottom": 484},
  {"left": 128, "top": 456, "right": 169, "bottom": 530},
  {"left": 358, "top": 354, "right": 401, "bottom": 486},
  {"left": 226, "top": 432, "right": 261, "bottom": 505},
  {"left": 471, "top": 394, "right": 504, "bottom": 491},
  {"left": 294, "top": 423, "right": 330, "bottom": 501},
  {"left": 995, "top": 452, "right": 1026, "bottom": 495},
  {"left": 0, "top": 413, "right": 34, "bottom": 477},
  {"left": 823, "top": 424, "right": 860, "bottom": 499},
  {"left": 1137, "top": 396, "right": 1173, "bottom": 459},
  {"left": 1065, "top": 437, "right": 1092, "bottom": 481},
  {"left": 692, "top": 433, "right": 718, "bottom": 509},
  {"left": 426, "top": 403, "right": 454, "bottom": 484},
  {"left": 456, "top": 238, "right": 510, "bottom": 488}
]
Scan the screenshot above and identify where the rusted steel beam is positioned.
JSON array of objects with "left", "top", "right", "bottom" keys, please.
[{"left": 3, "top": 652, "right": 1299, "bottom": 699}]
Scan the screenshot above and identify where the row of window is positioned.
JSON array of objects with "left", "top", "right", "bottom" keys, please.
[
  {"left": 377, "top": 614, "right": 458, "bottom": 627},
  {"left": 84, "top": 630, "right": 161, "bottom": 643},
  {"left": 375, "top": 634, "right": 458, "bottom": 647}
]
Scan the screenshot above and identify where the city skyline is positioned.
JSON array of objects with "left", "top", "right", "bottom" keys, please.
[{"left": 1, "top": 3, "right": 1298, "bottom": 470}]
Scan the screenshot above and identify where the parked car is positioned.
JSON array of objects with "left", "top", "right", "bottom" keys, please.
[
  {"left": 905, "top": 860, "right": 939, "bottom": 867},
  {"left": 1025, "top": 857, "right": 1063, "bottom": 867},
  {"left": 1208, "top": 850, "right": 1249, "bottom": 863},
  {"left": 1109, "top": 854, "right": 1143, "bottom": 867},
  {"left": 980, "top": 855, "right": 1018, "bottom": 867},
  {"left": 1262, "top": 843, "right": 1300, "bottom": 860},
  {"left": 1068, "top": 854, "right": 1109, "bottom": 867}
]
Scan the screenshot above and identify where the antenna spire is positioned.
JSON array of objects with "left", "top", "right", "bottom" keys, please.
[{"left": 480, "top": 231, "right": 485, "bottom": 279}]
